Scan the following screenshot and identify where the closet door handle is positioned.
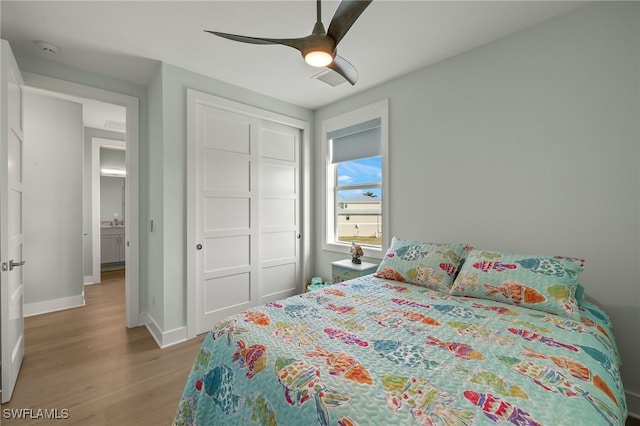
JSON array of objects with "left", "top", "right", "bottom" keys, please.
[{"left": 9, "top": 260, "right": 25, "bottom": 271}]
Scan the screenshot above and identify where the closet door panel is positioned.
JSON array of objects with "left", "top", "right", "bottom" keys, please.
[
  {"left": 195, "top": 104, "right": 259, "bottom": 334},
  {"left": 259, "top": 121, "right": 300, "bottom": 303}
]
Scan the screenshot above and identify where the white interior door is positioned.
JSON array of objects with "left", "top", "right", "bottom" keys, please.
[
  {"left": 189, "top": 91, "right": 303, "bottom": 335},
  {"left": 1, "top": 40, "right": 25, "bottom": 403}
]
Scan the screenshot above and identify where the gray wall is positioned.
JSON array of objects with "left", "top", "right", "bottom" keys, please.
[
  {"left": 146, "top": 64, "right": 164, "bottom": 327},
  {"left": 100, "top": 147, "right": 126, "bottom": 221},
  {"left": 24, "top": 92, "right": 83, "bottom": 303},
  {"left": 100, "top": 146, "right": 125, "bottom": 170},
  {"left": 100, "top": 176, "right": 124, "bottom": 222},
  {"left": 314, "top": 1, "right": 639, "bottom": 397}
]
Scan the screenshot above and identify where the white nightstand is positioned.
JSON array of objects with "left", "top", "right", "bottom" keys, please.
[{"left": 331, "top": 259, "right": 378, "bottom": 283}]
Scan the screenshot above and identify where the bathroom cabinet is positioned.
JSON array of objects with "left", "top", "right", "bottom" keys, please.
[{"left": 101, "top": 226, "right": 125, "bottom": 264}]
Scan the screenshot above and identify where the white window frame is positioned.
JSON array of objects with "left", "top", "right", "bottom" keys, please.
[{"left": 321, "top": 99, "right": 389, "bottom": 258}]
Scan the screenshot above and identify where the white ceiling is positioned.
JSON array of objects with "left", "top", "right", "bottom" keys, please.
[{"left": 1, "top": 1, "right": 586, "bottom": 111}]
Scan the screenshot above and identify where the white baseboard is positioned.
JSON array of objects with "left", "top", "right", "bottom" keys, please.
[
  {"left": 140, "top": 312, "right": 187, "bottom": 349},
  {"left": 627, "top": 391, "right": 640, "bottom": 419},
  {"left": 24, "top": 293, "right": 85, "bottom": 317},
  {"left": 84, "top": 275, "right": 98, "bottom": 285}
]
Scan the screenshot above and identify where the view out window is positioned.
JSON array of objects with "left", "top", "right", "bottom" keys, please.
[
  {"left": 322, "top": 100, "right": 388, "bottom": 254},
  {"left": 330, "top": 119, "right": 382, "bottom": 248}
]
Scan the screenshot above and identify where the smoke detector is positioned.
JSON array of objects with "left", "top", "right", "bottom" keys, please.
[{"left": 35, "top": 41, "right": 59, "bottom": 54}]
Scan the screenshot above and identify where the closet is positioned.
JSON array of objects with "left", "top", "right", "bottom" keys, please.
[{"left": 188, "top": 90, "right": 309, "bottom": 335}]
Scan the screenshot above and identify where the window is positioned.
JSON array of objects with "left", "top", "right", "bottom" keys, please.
[{"left": 322, "top": 100, "right": 389, "bottom": 256}]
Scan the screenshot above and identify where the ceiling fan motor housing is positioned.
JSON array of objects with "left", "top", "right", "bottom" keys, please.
[{"left": 301, "top": 34, "right": 336, "bottom": 60}]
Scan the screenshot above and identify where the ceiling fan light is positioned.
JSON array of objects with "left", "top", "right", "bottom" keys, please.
[{"left": 304, "top": 50, "right": 333, "bottom": 67}]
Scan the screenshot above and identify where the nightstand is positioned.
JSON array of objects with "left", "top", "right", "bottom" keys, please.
[{"left": 331, "top": 259, "right": 378, "bottom": 283}]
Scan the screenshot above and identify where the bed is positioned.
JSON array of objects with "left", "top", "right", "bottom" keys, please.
[{"left": 174, "top": 239, "right": 627, "bottom": 425}]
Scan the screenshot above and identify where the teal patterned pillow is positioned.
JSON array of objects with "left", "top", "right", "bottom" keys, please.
[
  {"left": 575, "top": 282, "right": 586, "bottom": 304},
  {"left": 374, "top": 237, "right": 466, "bottom": 291},
  {"left": 558, "top": 256, "right": 586, "bottom": 304},
  {"left": 450, "top": 249, "right": 583, "bottom": 319}
]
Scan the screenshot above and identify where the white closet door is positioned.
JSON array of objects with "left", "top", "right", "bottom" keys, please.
[
  {"left": 190, "top": 91, "right": 304, "bottom": 336},
  {"left": 259, "top": 121, "right": 301, "bottom": 303},
  {"left": 195, "top": 104, "right": 260, "bottom": 335}
]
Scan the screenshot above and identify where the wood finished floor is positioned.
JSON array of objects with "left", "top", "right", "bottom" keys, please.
[
  {"left": 1, "top": 270, "right": 205, "bottom": 425},
  {"left": 2, "top": 270, "right": 638, "bottom": 425}
]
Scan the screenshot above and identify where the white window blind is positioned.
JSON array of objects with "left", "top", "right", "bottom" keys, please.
[{"left": 329, "top": 118, "right": 381, "bottom": 164}]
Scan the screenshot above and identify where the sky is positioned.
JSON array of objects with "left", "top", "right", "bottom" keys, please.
[{"left": 337, "top": 156, "right": 382, "bottom": 200}]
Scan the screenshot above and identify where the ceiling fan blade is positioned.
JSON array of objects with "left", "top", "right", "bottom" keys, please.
[
  {"left": 327, "top": 55, "right": 358, "bottom": 85},
  {"left": 327, "top": 0, "right": 372, "bottom": 46},
  {"left": 204, "top": 31, "right": 305, "bottom": 51}
]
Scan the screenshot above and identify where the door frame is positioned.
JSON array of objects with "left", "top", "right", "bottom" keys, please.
[
  {"left": 186, "top": 89, "right": 310, "bottom": 339},
  {"left": 91, "top": 138, "right": 127, "bottom": 285},
  {"left": 23, "top": 72, "right": 140, "bottom": 328}
]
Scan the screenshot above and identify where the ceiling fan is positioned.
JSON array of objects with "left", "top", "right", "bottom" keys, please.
[{"left": 205, "top": 0, "right": 372, "bottom": 85}]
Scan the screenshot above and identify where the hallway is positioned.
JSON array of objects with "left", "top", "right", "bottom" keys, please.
[{"left": 2, "top": 270, "right": 204, "bottom": 425}]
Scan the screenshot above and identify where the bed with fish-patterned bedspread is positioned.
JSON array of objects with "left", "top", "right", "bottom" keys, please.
[{"left": 174, "top": 275, "right": 625, "bottom": 425}]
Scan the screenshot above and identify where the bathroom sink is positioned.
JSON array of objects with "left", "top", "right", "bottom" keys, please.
[{"left": 101, "top": 221, "right": 125, "bottom": 228}]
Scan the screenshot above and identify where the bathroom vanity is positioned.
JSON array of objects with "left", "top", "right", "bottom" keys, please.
[{"left": 101, "top": 225, "right": 125, "bottom": 264}]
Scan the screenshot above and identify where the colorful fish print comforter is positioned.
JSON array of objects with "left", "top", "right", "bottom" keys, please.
[{"left": 174, "top": 275, "right": 626, "bottom": 426}]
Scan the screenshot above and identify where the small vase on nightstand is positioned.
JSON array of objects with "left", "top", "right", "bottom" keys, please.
[{"left": 350, "top": 242, "right": 364, "bottom": 264}]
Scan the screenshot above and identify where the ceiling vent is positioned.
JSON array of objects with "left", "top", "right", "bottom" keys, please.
[
  {"left": 313, "top": 69, "right": 348, "bottom": 87},
  {"left": 104, "top": 120, "right": 126, "bottom": 133}
]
